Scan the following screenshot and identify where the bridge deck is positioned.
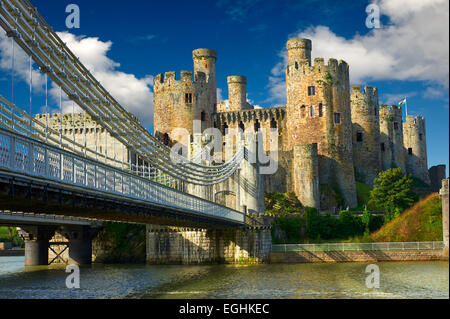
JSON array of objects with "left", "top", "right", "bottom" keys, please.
[{"left": 0, "top": 128, "right": 246, "bottom": 228}]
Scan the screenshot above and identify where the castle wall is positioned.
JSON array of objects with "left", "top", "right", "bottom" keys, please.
[
  {"left": 404, "top": 116, "right": 431, "bottom": 184},
  {"left": 429, "top": 165, "right": 447, "bottom": 193},
  {"left": 35, "top": 113, "right": 130, "bottom": 167},
  {"left": 351, "top": 86, "right": 382, "bottom": 186}
]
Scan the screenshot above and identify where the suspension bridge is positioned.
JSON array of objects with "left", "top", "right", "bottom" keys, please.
[{"left": 0, "top": 0, "right": 267, "bottom": 265}]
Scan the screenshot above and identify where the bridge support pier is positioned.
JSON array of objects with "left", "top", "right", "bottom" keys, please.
[
  {"left": 19, "top": 226, "right": 56, "bottom": 266},
  {"left": 146, "top": 224, "right": 272, "bottom": 264},
  {"left": 441, "top": 179, "right": 449, "bottom": 257},
  {"left": 62, "top": 226, "right": 102, "bottom": 265}
]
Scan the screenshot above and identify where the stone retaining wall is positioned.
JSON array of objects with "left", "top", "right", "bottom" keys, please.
[{"left": 270, "top": 250, "right": 448, "bottom": 263}]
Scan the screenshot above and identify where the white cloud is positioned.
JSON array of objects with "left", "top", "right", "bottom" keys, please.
[
  {"left": 423, "top": 86, "right": 446, "bottom": 100},
  {"left": 0, "top": 32, "right": 46, "bottom": 92},
  {"left": 0, "top": 31, "right": 154, "bottom": 127},
  {"left": 267, "top": 0, "right": 449, "bottom": 104},
  {"left": 381, "top": 92, "right": 417, "bottom": 106}
]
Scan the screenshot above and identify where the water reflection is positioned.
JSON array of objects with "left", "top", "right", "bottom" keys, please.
[{"left": 0, "top": 257, "right": 448, "bottom": 299}]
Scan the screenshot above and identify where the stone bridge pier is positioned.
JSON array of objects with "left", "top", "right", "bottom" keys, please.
[
  {"left": 146, "top": 223, "right": 272, "bottom": 264},
  {"left": 19, "top": 225, "right": 102, "bottom": 266},
  {"left": 441, "top": 179, "right": 449, "bottom": 256}
]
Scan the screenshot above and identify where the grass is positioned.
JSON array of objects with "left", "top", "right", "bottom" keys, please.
[{"left": 371, "top": 193, "right": 442, "bottom": 242}]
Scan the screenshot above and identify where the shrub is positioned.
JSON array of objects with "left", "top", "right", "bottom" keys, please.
[{"left": 369, "top": 168, "right": 418, "bottom": 222}]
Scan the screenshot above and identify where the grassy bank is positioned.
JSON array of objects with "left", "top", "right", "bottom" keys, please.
[{"left": 371, "top": 193, "right": 443, "bottom": 242}]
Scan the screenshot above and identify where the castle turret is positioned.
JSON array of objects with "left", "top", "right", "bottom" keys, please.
[
  {"left": 285, "top": 38, "right": 357, "bottom": 208},
  {"left": 227, "top": 76, "right": 251, "bottom": 111},
  {"left": 193, "top": 48, "right": 217, "bottom": 111},
  {"left": 379, "top": 104, "right": 393, "bottom": 171},
  {"left": 153, "top": 49, "right": 218, "bottom": 144},
  {"left": 379, "top": 104, "right": 406, "bottom": 172},
  {"left": 403, "top": 116, "right": 431, "bottom": 185},
  {"left": 287, "top": 38, "right": 312, "bottom": 66},
  {"left": 293, "top": 144, "right": 320, "bottom": 209},
  {"left": 391, "top": 105, "right": 406, "bottom": 172},
  {"left": 351, "top": 85, "right": 382, "bottom": 186}
]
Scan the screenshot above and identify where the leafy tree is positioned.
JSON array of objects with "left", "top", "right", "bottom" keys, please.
[{"left": 369, "top": 168, "right": 418, "bottom": 222}]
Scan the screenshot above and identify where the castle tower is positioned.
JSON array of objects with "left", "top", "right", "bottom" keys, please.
[
  {"left": 403, "top": 116, "right": 431, "bottom": 184},
  {"left": 153, "top": 49, "right": 218, "bottom": 145},
  {"left": 285, "top": 38, "right": 357, "bottom": 208},
  {"left": 293, "top": 144, "right": 320, "bottom": 208},
  {"left": 391, "top": 105, "right": 406, "bottom": 172},
  {"left": 379, "top": 105, "right": 406, "bottom": 172},
  {"left": 227, "top": 76, "right": 251, "bottom": 111},
  {"left": 351, "top": 85, "right": 382, "bottom": 186},
  {"left": 379, "top": 104, "right": 393, "bottom": 171},
  {"left": 193, "top": 48, "right": 217, "bottom": 112},
  {"left": 287, "top": 38, "right": 312, "bottom": 66}
]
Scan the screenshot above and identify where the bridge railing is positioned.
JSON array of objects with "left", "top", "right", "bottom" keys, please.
[
  {"left": 271, "top": 242, "right": 445, "bottom": 252},
  {"left": 0, "top": 128, "right": 245, "bottom": 224}
]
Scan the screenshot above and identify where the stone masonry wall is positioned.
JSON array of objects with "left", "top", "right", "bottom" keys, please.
[
  {"left": 146, "top": 225, "right": 272, "bottom": 264},
  {"left": 270, "top": 250, "right": 447, "bottom": 263}
]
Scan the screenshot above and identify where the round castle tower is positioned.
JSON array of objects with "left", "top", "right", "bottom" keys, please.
[
  {"left": 293, "top": 143, "right": 320, "bottom": 209},
  {"left": 379, "top": 105, "right": 406, "bottom": 172},
  {"left": 153, "top": 49, "right": 218, "bottom": 145},
  {"left": 193, "top": 48, "right": 217, "bottom": 111},
  {"left": 351, "top": 85, "right": 382, "bottom": 186},
  {"left": 227, "top": 76, "right": 252, "bottom": 111},
  {"left": 285, "top": 38, "right": 357, "bottom": 208},
  {"left": 403, "top": 116, "right": 431, "bottom": 184}
]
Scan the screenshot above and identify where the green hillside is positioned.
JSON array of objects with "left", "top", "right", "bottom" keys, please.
[{"left": 371, "top": 193, "right": 443, "bottom": 242}]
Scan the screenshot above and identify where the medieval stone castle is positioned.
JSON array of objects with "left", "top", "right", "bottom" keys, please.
[
  {"left": 37, "top": 38, "right": 431, "bottom": 212},
  {"left": 152, "top": 38, "right": 431, "bottom": 210}
]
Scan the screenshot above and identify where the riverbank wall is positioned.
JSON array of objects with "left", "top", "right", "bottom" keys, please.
[
  {"left": 146, "top": 225, "right": 272, "bottom": 264},
  {"left": 0, "top": 249, "right": 24, "bottom": 257},
  {"left": 269, "top": 249, "right": 448, "bottom": 263}
]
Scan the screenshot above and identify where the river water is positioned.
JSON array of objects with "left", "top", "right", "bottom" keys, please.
[{"left": 0, "top": 257, "right": 448, "bottom": 299}]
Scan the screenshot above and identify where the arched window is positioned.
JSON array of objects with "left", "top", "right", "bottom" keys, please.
[
  {"left": 254, "top": 119, "right": 261, "bottom": 132},
  {"left": 310, "top": 106, "right": 314, "bottom": 118},
  {"left": 223, "top": 122, "right": 229, "bottom": 135},
  {"left": 295, "top": 62, "right": 298, "bottom": 70},
  {"left": 319, "top": 103, "right": 323, "bottom": 117},
  {"left": 201, "top": 111, "right": 207, "bottom": 122},
  {"left": 239, "top": 121, "right": 245, "bottom": 133},
  {"left": 270, "top": 118, "right": 277, "bottom": 129},
  {"left": 163, "top": 133, "right": 170, "bottom": 146}
]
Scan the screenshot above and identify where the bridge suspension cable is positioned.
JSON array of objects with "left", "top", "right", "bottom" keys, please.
[{"left": 0, "top": 0, "right": 250, "bottom": 186}]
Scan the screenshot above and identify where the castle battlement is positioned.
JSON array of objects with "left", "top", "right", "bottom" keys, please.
[
  {"left": 286, "top": 56, "right": 348, "bottom": 79},
  {"left": 215, "top": 106, "right": 285, "bottom": 124},
  {"left": 351, "top": 85, "right": 378, "bottom": 108},
  {"left": 405, "top": 115, "right": 426, "bottom": 128},
  {"left": 153, "top": 71, "right": 207, "bottom": 89}
]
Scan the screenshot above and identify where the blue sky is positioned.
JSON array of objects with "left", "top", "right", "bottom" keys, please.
[{"left": 0, "top": 0, "right": 448, "bottom": 175}]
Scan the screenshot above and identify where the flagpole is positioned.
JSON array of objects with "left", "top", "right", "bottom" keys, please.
[{"left": 405, "top": 97, "right": 408, "bottom": 118}]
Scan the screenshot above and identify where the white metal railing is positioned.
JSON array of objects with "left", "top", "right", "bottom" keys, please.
[
  {"left": 0, "top": 128, "right": 245, "bottom": 224},
  {"left": 272, "top": 242, "right": 445, "bottom": 252}
]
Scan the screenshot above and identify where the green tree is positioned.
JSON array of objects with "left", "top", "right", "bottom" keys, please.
[{"left": 369, "top": 168, "right": 418, "bottom": 222}]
